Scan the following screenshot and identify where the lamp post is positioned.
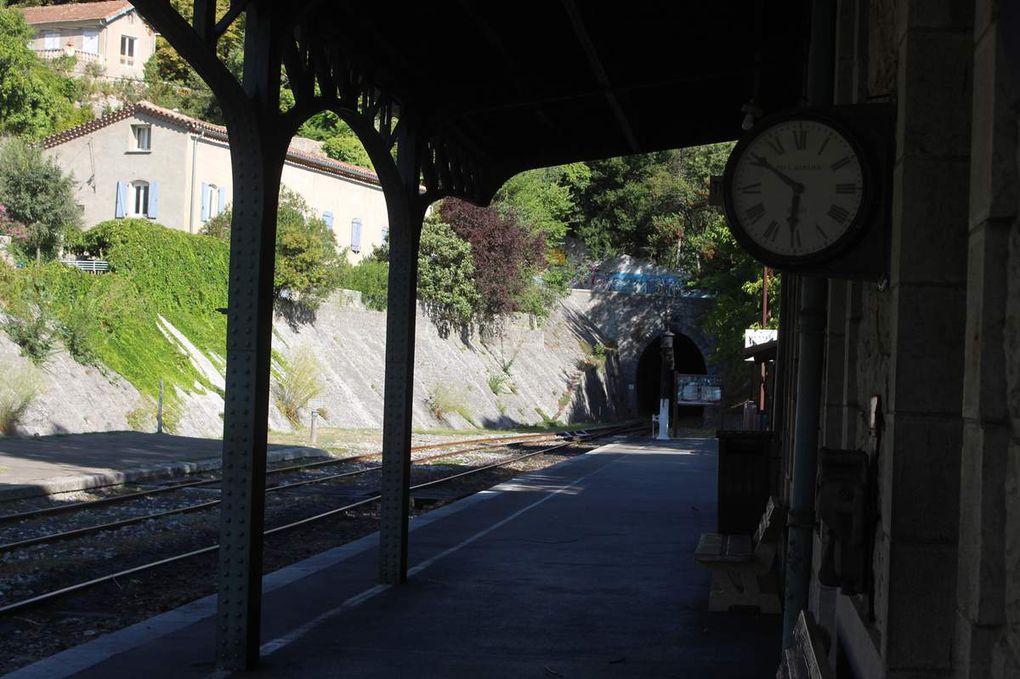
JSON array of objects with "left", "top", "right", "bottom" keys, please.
[{"left": 657, "top": 331, "right": 674, "bottom": 440}]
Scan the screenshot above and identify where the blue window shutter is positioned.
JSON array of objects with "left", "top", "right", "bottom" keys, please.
[
  {"left": 351, "top": 218, "right": 362, "bottom": 253},
  {"left": 217, "top": 186, "right": 226, "bottom": 214},
  {"left": 200, "top": 183, "right": 209, "bottom": 222},
  {"left": 322, "top": 211, "right": 333, "bottom": 229},
  {"left": 147, "top": 181, "right": 160, "bottom": 219},
  {"left": 115, "top": 181, "right": 127, "bottom": 218}
]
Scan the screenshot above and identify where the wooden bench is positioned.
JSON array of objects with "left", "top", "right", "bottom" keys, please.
[
  {"left": 776, "top": 610, "right": 833, "bottom": 679},
  {"left": 695, "top": 496, "right": 783, "bottom": 613}
]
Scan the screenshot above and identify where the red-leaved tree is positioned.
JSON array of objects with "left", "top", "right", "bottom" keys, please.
[{"left": 438, "top": 199, "right": 546, "bottom": 318}]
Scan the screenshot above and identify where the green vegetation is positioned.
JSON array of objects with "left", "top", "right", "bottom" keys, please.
[
  {"left": 0, "top": 6, "right": 93, "bottom": 138},
  {"left": 271, "top": 345, "right": 324, "bottom": 427},
  {"left": 0, "top": 138, "right": 82, "bottom": 261},
  {"left": 339, "top": 257, "right": 388, "bottom": 310},
  {"left": 0, "top": 364, "right": 40, "bottom": 434},
  {"left": 203, "top": 189, "right": 345, "bottom": 312},
  {"left": 416, "top": 219, "right": 479, "bottom": 332},
  {"left": 425, "top": 384, "right": 475, "bottom": 426},
  {"left": 0, "top": 220, "right": 228, "bottom": 419}
]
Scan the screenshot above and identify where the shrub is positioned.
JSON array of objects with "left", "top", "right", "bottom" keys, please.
[
  {"left": 438, "top": 199, "right": 546, "bottom": 319},
  {"left": 425, "top": 384, "right": 475, "bottom": 426},
  {"left": 487, "top": 372, "right": 510, "bottom": 395},
  {"left": 0, "top": 364, "right": 40, "bottom": 433},
  {"left": 3, "top": 307, "right": 57, "bottom": 366},
  {"left": 271, "top": 345, "right": 323, "bottom": 427},
  {"left": 416, "top": 219, "right": 479, "bottom": 332},
  {"left": 340, "top": 259, "right": 389, "bottom": 310}
]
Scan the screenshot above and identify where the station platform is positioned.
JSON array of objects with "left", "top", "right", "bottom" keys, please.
[
  {"left": 0, "top": 433, "right": 324, "bottom": 501},
  {"left": 7, "top": 436, "right": 781, "bottom": 679}
]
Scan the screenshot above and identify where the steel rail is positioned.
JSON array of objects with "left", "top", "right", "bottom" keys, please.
[
  {"left": 0, "top": 428, "right": 601, "bottom": 524},
  {"left": 0, "top": 429, "right": 617, "bottom": 553},
  {"left": 0, "top": 425, "right": 635, "bottom": 616}
]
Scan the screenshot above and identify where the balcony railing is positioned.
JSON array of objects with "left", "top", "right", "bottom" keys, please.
[{"left": 33, "top": 47, "right": 104, "bottom": 67}]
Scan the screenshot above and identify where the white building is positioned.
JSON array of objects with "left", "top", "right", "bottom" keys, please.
[
  {"left": 42, "top": 101, "right": 389, "bottom": 263},
  {"left": 21, "top": 0, "right": 157, "bottom": 81}
]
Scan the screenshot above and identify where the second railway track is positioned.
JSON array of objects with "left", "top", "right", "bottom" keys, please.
[{"left": 0, "top": 424, "right": 635, "bottom": 619}]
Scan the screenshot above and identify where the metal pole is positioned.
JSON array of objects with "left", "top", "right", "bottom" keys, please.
[
  {"left": 378, "top": 122, "right": 424, "bottom": 585},
  {"left": 156, "top": 378, "right": 164, "bottom": 434},
  {"left": 657, "top": 332, "right": 674, "bottom": 440},
  {"left": 782, "top": 0, "right": 835, "bottom": 649},
  {"left": 309, "top": 408, "right": 317, "bottom": 445}
]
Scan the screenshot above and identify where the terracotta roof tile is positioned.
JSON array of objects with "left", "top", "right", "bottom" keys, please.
[
  {"left": 20, "top": 1, "right": 132, "bottom": 25},
  {"left": 42, "top": 102, "right": 380, "bottom": 186}
]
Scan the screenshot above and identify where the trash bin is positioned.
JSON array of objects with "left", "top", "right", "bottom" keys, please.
[{"left": 715, "top": 430, "right": 773, "bottom": 534}]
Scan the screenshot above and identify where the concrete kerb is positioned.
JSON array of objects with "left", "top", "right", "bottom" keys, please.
[{"left": 0, "top": 446, "right": 331, "bottom": 503}]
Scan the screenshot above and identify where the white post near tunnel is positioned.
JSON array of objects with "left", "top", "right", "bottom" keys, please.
[{"left": 657, "top": 331, "right": 674, "bottom": 440}]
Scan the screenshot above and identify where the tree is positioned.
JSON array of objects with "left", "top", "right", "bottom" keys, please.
[
  {"left": 0, "top": 138, "right": 82, "bottom": 261},
  {"left": 416, "top": 218, "right": 479, "bottom": 332},
  {"left": 0, "top": 6, "right": 92, "bottom": 138},
  {"left": 299, "top": 111, "right": 373, "bottom": 169},
  {"left": 202, "top": 188, "right": 345, "bottom": 311},
  {"left": 438, "top": 199, "right": 546, "bottom": 320}
]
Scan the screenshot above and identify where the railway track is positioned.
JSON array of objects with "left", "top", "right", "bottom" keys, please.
[
  {"left": 0, "top": 424, "right": 635, "bottom": 617},
  {"left": 0, "top": 428, "right": 593, "bottom": 525},
  {"left": 0, "top": 429, "right": 587, "bottom": 553}
]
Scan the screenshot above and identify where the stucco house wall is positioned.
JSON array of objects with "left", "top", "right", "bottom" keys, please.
[
  {"left": 22, "top": 1, "right": 156, "bottom": 80},
  {"left": 42, "top": 102, "right": 389, "bottom": 264}
]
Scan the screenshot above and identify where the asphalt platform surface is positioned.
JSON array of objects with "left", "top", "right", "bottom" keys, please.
[
  {"left": 6, "top": 436, "right": 781, "bottom": 678},
  {"left": 0, "top": 432, "right": 323, "bottom": 501}
]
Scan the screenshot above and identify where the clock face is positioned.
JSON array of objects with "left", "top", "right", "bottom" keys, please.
[{"left": 724, "top": 116, "right": 869, "bottom": 263}]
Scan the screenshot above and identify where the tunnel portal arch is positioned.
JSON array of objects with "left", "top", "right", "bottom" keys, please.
[{"left": 634, "top": 332, "right": 708, "bottom": 416}]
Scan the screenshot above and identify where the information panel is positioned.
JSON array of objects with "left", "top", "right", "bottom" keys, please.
[{"left": 675, "top": 374, "right": 723, "bottom": 405}]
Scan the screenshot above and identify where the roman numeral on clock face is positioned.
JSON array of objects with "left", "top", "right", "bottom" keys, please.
[
  {"left": 739, "top": 182, "right": 762, "bottom": 194},
  {"left": 836, "top": 183, "right": 858, "bottom": 194},
  {"left": 828, "top": 204, "right": 850, "bottom": 224},
  {"left": 831, "top": 156, "right": 852, "bottom": 171},
  {"left": 745, "top": 203, "right": 767, "bottom": 224},
  {"left": 793, "top": 128, "right": 807, "bottom": 151},
  {"left": 763, "top": 220, "right": 779, "bottom": 242},
  {"left": 766, "top": 137, "right": 785, "bottom": 155},
  {"left": 790, "top": 229, "right": 802, "bottom": 249}
]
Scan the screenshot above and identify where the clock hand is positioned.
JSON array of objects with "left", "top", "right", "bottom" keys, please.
[
  {"left": 787, "top": 193, "right": 801, "bottom": 232},
  {"left": 751, "top": 154, "right": 805, "bottom": 193}
]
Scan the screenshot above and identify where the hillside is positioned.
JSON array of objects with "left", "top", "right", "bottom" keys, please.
[{"left": 0, "top": 222, "right": 621, "bottom": 437}]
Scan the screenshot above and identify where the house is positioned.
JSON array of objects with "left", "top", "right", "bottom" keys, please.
[
  {"left": 42, "top": 101, "right": 389, "bottom": 263},
  {"left": 20, "top": 0, "right": 157, "bottom": 81}
]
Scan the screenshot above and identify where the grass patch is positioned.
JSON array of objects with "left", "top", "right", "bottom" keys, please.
[
  {"left": 425, "top": 384, "right": 476, "bottom": 426},
  {"left": 0, "top": 364, "right": 40, "bottom": 433},
  {"left": 271, "top": 345, "right": 324, "bottom": 427}
]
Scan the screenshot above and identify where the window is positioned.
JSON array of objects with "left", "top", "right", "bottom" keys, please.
[
  {"left": 82, "top": 30, "right": 99, "bottom": 55},
  {"left": 131, "top": 124, "right": 151, "bottom": 151},
  {"left": 200, "top": 183, "right": 227, "bottom": 222},
  {"left": 116, "top": 180, "right": 158, "bottom": 219},
  {"left": 350, "top": 218, "right": 362, "bottom": 254},
  {"left": 120, "top": 36, "right": 136, "bottom": 65},
  {"left": 132, "top": 181, "right": 149, "bottom": 216}
]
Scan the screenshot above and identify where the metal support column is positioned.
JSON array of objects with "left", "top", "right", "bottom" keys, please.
[
  {"left": 378, "top": 125, "right": 425, "bottom": 584},
  {"left": 781, "top": 0, "right": 836, "bottom": 647}
]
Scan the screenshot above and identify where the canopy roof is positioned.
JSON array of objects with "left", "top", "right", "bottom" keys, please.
[{"left": 295, "top": 1, "right": 811, "bottom": 184}]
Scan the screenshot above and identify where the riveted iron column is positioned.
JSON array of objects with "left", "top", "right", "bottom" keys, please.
[
  {"left": 214, "top": 2, "right": 287, "bottom": 670},
  {"left": 378, "top": 124, "right": 425, "bottom": 584}
]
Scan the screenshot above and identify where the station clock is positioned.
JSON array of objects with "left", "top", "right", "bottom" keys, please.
[{"left": 722, "top": 110, "right": 876, "bottom": 268}]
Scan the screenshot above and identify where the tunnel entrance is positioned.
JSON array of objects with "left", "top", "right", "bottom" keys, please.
[{"left": 635, "top": 333, "right": 708, "bottom": 416}]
